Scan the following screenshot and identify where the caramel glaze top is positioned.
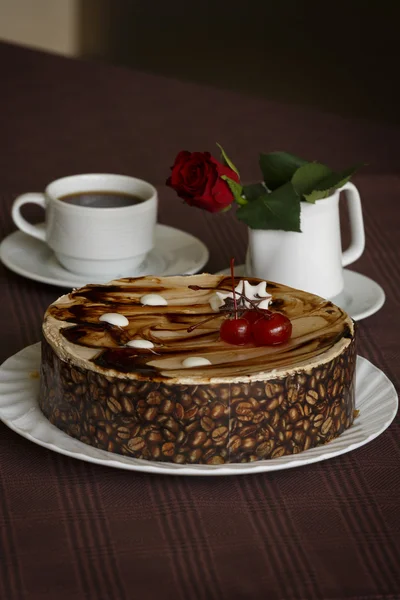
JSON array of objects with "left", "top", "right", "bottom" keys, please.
[{"left": 43, "top": 274, "right": 354, "bottom": 383}]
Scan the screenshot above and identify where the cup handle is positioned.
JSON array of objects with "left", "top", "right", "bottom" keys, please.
[
  {"left": 12, "top": 193, "right": 46, "bottom": 241},
  {"left": 340, "top": 182, "right": 365, "bottom": 267}
]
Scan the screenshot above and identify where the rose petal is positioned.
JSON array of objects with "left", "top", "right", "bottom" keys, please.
[
  {"left": 210, "top": 156, "right": 240, "bottom": 182},
  {"left": 166, "top": 150, "right": 236, "bottom": 212},
  {"left": 210, "top": 177, "right": 235, "bottom": 210},
  {"left": 174, "top": 150, "right": 191, "bottom": 165}
]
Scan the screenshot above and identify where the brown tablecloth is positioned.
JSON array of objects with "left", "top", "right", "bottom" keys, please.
[{"left": 1, "top": 42, "right": 399, "bottom": 600}]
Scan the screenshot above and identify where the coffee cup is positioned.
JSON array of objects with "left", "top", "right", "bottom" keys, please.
[{"left": 12, "top": 173, "right": 157, "bottom": 277}]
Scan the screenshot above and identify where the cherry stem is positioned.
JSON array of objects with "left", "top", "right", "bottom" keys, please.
[
  {"left": 189, "top": 284, "right": 266, "bottom": 306},
  {"left": 188, "top": 284, "right": 272, "bottom": 318},
  {"left": 230, "top": 257, "right": 238, "bottom": 319},
  {"left": 187, "top": 279, "right": 273, "bottom": 333},
  {"left": 243, "top": 296, "right": 272, "bottom": 316},
  {"left": 187, "top": 313, "right": 221, "bottom": 332}
]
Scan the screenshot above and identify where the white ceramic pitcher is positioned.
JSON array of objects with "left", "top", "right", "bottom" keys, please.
[{"left": 246, "top": 182, "right": 365, "bottom": 299}]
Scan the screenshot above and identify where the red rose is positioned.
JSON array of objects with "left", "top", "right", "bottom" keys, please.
[{"left": 166, "top": 151, "right": 240, "bottom": 213}]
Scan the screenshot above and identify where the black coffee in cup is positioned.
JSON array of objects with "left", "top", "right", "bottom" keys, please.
[
  {"left": 59, "top": 191, "right": 144, "bottom": 208},
  {"left": 12, "top": 172, "right": 157, "bottom": 277}
]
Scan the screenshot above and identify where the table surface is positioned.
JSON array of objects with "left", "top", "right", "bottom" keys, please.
[{"left": 1, "top": 41, "right": 399, "bottom": 600}]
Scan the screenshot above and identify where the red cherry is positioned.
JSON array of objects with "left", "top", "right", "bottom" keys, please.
[
  {"left": 251, "top": 313, "right": 292, "bottom": 346},
  {"left": 220, "top": 318, "right": 252, "bottom": 345},
  {"left": 242, "top": 309, "right": 270, "bottom": 325}
]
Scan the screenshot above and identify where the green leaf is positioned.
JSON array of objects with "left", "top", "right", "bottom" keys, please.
[
  {"left": 221, "top": 175, "right": 246, "bottom": 205},
  {"left": 302, "top": 188, "right": 333, "bottom": 203},
  {"left": 259, "top": 151, "right": 309, "bottom": 190},
  {"left": 236, "top": 182, "right": 301, "bottom": 231},
  {"left": 291, "top": 162, "right": 334, "bottom": 203},
  {"left": 242, "top": 182, "right": 266, "bottom": 202},
  {"left": 216, "top": 143, "right": 240, "bottom": 177},
  {"left": 303, "top": 165, "right": 361, "bottom": 203},
  {"left": 292, "top": 163, "right": 361, "bottom": 203},
  {"left": 310, "top": 165, "right": 360, "bottom": 193}
]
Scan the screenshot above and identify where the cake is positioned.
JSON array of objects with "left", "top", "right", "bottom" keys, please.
[{"left": 40, "top": 274, "right": 356, "bottom": 464}]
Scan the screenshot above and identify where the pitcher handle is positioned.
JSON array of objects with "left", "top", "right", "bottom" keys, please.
[{"left": 341, "top": 182, "right": 365, "bottom": 267}]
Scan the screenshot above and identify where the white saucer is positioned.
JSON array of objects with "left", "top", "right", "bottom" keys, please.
[
  {"left": 216, "top": 265, "right": 385, "bottom": 321},
  {"left": 0, "top": 224, "right": 209, "bottom": 288},
  {"left": 0, "top": 344, "right": 397, "bottom": 476}
]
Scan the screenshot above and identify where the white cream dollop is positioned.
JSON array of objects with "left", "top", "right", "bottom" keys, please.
[
  {"left": 140, "top": 293, "right": 168, "bottom": 306},
  {"left": 182, "top": 356, "right": 212, "bottom": 368},
  {"left": 210, "top": 279, "right": 272, "bottom": 311},
  {"left": 126, "top": 339, "right": 154, "bottom": 349},
  {"left": 99, "top": 313, "right": 129, "bottom": 327}
]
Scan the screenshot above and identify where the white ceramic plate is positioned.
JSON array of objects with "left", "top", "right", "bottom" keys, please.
[
  {"left": 0, "top": 224, "right": 209, "bottom": 288},
  {"left": 0, "top": 344, "right": 397, "bottom": 476},
  {"left": 216, "top": 265, "right": 385, "bottom": 321}
]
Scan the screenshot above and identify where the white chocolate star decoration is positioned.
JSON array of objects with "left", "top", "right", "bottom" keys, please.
[{"left": 210, "top": 279, "right": 272, "bottom": 312}]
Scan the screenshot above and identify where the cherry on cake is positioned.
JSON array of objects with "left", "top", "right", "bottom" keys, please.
[{"left": 40, "top": 274, "right": 356, "bottom": 464}]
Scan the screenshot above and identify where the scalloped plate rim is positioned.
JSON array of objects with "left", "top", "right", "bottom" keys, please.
[{"left": 0, "top": 344, "right": 397, "bottom": 476}]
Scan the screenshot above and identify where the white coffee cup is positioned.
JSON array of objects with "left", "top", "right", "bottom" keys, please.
[
  {"left": 246, "top": 182, "right": 365, "bottom": 300},
  {"left": 12, "top": 173, "right": 158, "bottom": 277}
]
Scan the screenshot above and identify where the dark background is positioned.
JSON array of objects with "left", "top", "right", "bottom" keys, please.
[{"left": 79, "top": 0, "right": 400, "bottom": 124}]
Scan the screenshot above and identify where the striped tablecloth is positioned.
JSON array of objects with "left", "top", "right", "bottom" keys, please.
[{"left": 0, "top": 42, "right": 399, "bottom": 600}]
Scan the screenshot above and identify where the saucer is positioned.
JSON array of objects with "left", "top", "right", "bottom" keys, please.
[
  {"left": 216, "top": 265, "right": 385, "bottom": 321},
  {"left": 0, "top": 344, "right": 397, "bottom": 476},
  {"left": 0, "top": 224, "right": 209, "bottom": 288}
]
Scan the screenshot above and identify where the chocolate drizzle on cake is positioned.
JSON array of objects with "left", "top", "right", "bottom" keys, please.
[
  {"left": 94, "top": 348, "right": 159, "bottom": 375},
  {"left": 40, "top": 274, "right": 357, "bottom": 464},
  {"left": 44, "top": 275, "right": 353, "bottom": 381}
]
